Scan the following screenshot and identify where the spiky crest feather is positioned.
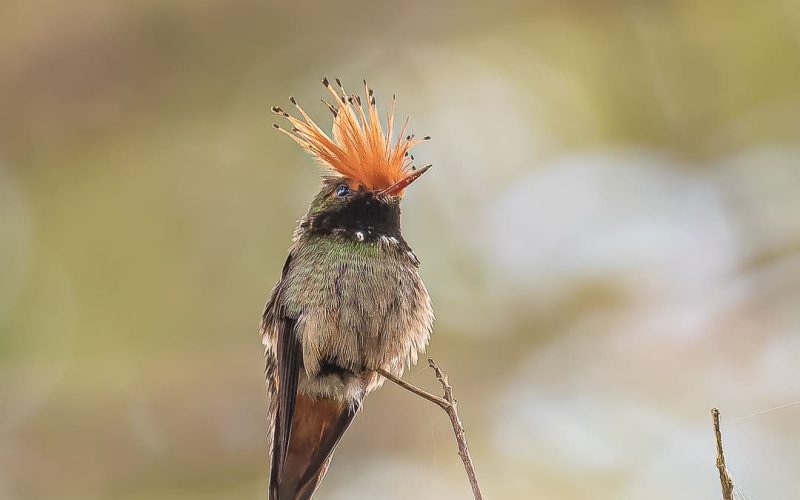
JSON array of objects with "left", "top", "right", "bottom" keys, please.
[{"left": 272, "top": 78, "right": 430, "bottom": 192}]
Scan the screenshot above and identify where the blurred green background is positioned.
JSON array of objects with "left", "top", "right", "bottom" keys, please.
[{"left": 2, "top": 0, "right": 800, "bottom": 499}]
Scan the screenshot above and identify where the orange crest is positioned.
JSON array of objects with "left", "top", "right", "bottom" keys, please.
[{"left": 272, "top": 78, "right": 430, "bottom": 192}]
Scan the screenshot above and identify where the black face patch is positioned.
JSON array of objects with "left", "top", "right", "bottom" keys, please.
[{"left": 309, "top": 192, "right": 403, "bottom": 241}]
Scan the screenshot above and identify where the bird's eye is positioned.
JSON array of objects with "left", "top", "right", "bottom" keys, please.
[{"left": 335, "top": 185, "right": 351, "bottom": 198}]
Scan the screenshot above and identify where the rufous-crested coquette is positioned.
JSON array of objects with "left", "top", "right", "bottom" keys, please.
[{"left": 261, "top": 77, "right": 434, "bottom": 499}]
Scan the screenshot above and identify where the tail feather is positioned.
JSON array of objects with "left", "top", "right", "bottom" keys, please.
[{"left": 269, "top": 393, "right": 359, "bottom": 500}]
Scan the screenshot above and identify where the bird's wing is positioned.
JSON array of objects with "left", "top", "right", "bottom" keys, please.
[
  {"left": 271, "top": 314, "right": 302, "bottom": 493},
  {"left": 261, "top": 253, "right": 295, "bottom": 471}
]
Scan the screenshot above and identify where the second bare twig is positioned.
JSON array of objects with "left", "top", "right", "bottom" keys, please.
[{"left": 711, "top": 408, "right": 735, "bottom": 500}]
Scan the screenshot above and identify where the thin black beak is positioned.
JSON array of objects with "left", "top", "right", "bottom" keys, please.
[{"left": 379, "top": 165, "right": 431, "bottom": 196}]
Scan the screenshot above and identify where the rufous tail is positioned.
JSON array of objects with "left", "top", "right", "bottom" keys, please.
[{"left": 269, "top": 393, "right": 359, "bottom": 500}]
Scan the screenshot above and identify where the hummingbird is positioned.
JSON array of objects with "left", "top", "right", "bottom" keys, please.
[{"left": 261, "top": 78, "right": 434, "bottom": 499}]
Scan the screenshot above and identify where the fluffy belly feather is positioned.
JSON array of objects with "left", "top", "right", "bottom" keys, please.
[{"left": 282, "top": 235, "right": 433, "bottom": 400}]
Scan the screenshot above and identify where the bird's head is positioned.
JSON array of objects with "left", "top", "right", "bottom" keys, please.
[{"left": 272, "top": 78, "right": 430, "bottom": 241}]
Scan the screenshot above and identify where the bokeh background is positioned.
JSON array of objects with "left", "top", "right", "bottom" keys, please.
[{"left": 2, "top": 1, "right": 800, "bottom": 499}]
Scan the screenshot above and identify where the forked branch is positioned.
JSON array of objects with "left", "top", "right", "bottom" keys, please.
[{"left": 378, "top": 359, "right": 483, "bottom": 500}]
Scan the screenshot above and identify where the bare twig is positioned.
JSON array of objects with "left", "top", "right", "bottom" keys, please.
[
  {"left": 711, "top": 408, "right": 735, "bottom": 500},
  {"left": 378, "top": 359, "right": 483, "bottom": 500}
]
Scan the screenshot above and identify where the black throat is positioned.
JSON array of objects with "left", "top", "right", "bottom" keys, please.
[{"left": 308, "top": 193, "right": 403, "bottom": 241}]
